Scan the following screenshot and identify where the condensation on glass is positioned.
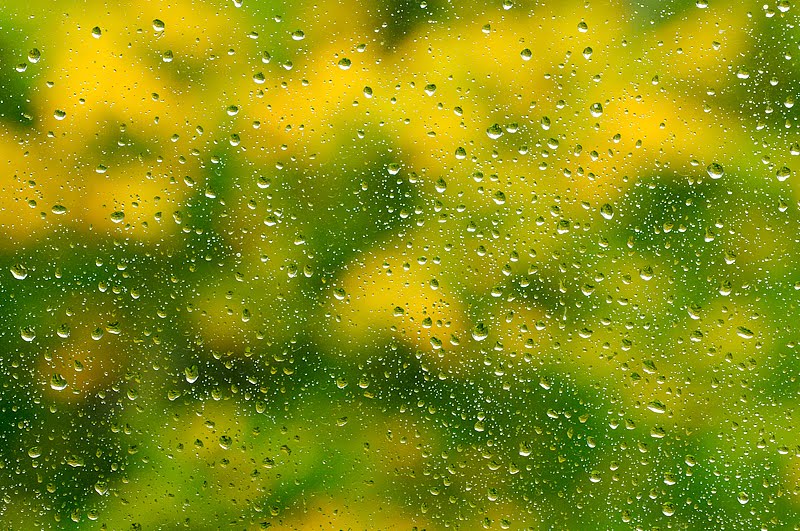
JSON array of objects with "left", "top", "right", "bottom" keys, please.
[{"left": 0, "top": 0, "right": 798, "bottom": 529}]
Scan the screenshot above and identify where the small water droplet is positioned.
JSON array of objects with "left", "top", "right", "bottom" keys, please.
[
  {"left": 54, "top": 110, "right": 66, "bottom": 121},
  {"left": 599, "top": 203, "right": 614, "bottom": 219},
  {"left": 110, "top": 211, "right": 125, "bottom": 224},
  {"left": 520, "top": 48, "right": 532, "bottom": 61},
  {"left": 577, "top": 21, "right": 589, "bottom": 33},
  {"left": 737, "top": 491, "right": 749, "bottom": 504},
  {"left": 776, "top": 166, "right": 791, "bottom": 181},
  {"left": 647, "top": 400, "right": 666, "bottom": 414},
  {"left": 291, "top": 29, "right": 305, "bottom": 41},
  {"left": 219, "top": 435, "right": 233, "bottom": 449},
  {"left": 152, "top": 19, "right": 165, "bottom": 32},
  {"left": 589, "top": 102, "right": 603, "bottom": 117},
  {"left": 736, "top": 326, "right": 754, "bottom": 339},
  {"left": 454, "top": 146, "right": 467, "bottom": 159},
  {"left": 28, "top": 48, "right": 41, "bottom": 63},
  {"left": 424, "top": 83, "right": 437, "bottom": 96},
  {"left": 337, "top": 57, "right": 351, "bottom": 70}
]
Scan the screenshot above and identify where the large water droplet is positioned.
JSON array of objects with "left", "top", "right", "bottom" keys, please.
[
  {"left": 10, "top": 263, "right": 28, "bottom": 280},
  {"left": 706, "top": 162, "right": 724, "bottom": 179},
  {"left": 472, "top": 322, "right": 489, "bottom": 341},
  {"left": 50, "top": 374, "right": 68, "bottom": 391}
]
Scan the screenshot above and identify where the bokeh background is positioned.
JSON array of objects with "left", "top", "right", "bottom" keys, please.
[{"left": 1, "top": 0, "right": 799, "bottom": 528}]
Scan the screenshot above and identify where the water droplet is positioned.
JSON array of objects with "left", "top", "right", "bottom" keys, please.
[
  {"left": 21, "top": 326, "right": 36, "bottom": 342},
  {"left": 486, "top": 123, "right": 504, "bottom": 139},
  {"left": 424, "top": 83, "right": 437, "bottom": 96},
  {"left": 736, "top": 326, "right": 754, "bottom": 339},
  {"left": 56, "top": 323, "right": 70, "bottom": 339},
  {"left": 696, "top": 0, "right": 708, "bottom": 7},
  {"left": 776, "top": 166, "right": 791, "bottom": 181},
  {"left": 387, "top": 163, "right": 401, "bottom": 175},
  {"left": 28, "top": 48, "right": 41, "bottom": 63},
  {"left": 706, "top": 162, "right": 724, "bottom": 179},
  {"left": 184, "top": 364, "right": 200, "bottom": 384},
  {"left": 50, "top": 374, "right": 68, "bottom": 391},
  {"left": 520, "top": 48, "right": 532, "bottom": 61},
  {"left": 363, "top": 86, "right": 373, "bottom": 98},
  {"left": 291, "top": 29, "right": 305, "bottom": 41},
  {"left": 661, "top": 503, "right": 676, "bottom": 517},
  {"left": 94, "top": 481, "right": 109, "bottom": 496},
  {"left": 152, "top": 19, "right": 165, "bottom": 32},
  {"left": 455, "top": 146, "right": 467, "bottom": 159},
  {"left": 54, "top": 110, "right": 66, "bottom": 120},
  {"left": 790, "top": 142, "right": 800, "bottom": 155},
  {"left": 91, "top": 327, "right": 104, "bottom": 340},
  {"left": 337, "top": 57, "right": 351, "bottom": 70},
  {"left": 582, "top": 47, "right": 593, "bottom": 59},
  {"left": 736, "top": 67, "right": 750, "bottom": 79},
  {"left": 493, "top": 190, "right": 506, "bottom": 204},
  {"left": 28, "top": 447, "right": 42, "bottom": 458},
  {"left": 219, "top": 435, "right": 233, "bottom": 449},
  {"left": 502, "top": 0, "right": 513, "bottom": 10},
  {"left": 226, "top": 105, "right": 239, "bottom": 116},
  {"left": 435, "top": 177, "right": 447, "bottom": 193},
  {"left": 472, "top": 322, "right": 489, "bottom": 341},
  {"left": 52, "top": 204, "right": 67, "bottom": 214},
  {"left": 647, "top": 400, "right": 666, "bottom": 414},
  {"left": 737, "top": 491, "right": 749, "bottom": 504},
  {"left": 10, "top": 263, "right": 28, "bottom": 280},
  {"left": 599, "top": 203, "right": 614, "bottom": 219},
  {"left": 110, "top": 211, "right": 125, "bottom": 224},
  {"left": 589, "top": 102, "right": 603, "bottom": 118},
  {"left": 577, "top": 21, "right": 588, "bottom": 33}
]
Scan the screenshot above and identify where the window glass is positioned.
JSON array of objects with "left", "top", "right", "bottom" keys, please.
[{"left": 2, "top": 0, "right": 799, "bottom": 528}]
